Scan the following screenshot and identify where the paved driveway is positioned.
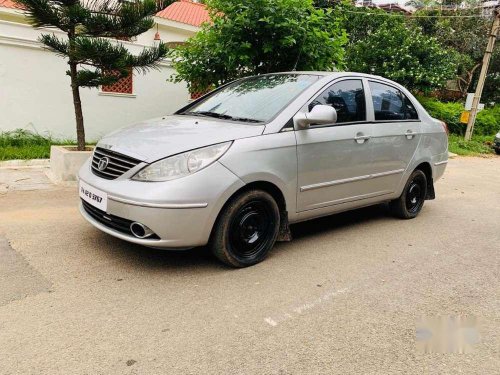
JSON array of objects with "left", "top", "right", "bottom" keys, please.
[{"left": 0, "top": 157, "right": 499, "bottom": 374}]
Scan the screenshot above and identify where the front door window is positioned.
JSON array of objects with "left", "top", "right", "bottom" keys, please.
[{"left": 309, "top": 80, "right": 366, "bottom": 124}]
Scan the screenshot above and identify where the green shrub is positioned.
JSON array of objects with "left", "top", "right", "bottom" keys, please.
[
  {"left": 448, "top": 134, "right": 495, "bottom": 156},
  {"left": 417, "top": 96, "right": 500, "bottom": 136},
  {"left": 0, "top": 129, "right": 53, "bottom": 148},
  {"left": 475, "top": 108, "right": 499, "bottom": 136},
  {"left": 0, "top": 129, "right": 77, "bottom": 161}
]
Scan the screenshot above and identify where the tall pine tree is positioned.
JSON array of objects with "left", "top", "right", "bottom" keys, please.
[{"left": 15, "top": 0, "right": 173, "bottom": 150}]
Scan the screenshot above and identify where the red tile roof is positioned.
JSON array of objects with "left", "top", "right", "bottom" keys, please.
[
  {"left": 0, "top": 0, "right": 210, "bottom": 28},
  {"left": 156, "top": 0, "right": 210, "bottom": 27},
  {"left": 0, "top": 0, "right": 21, "bottom": 9}
]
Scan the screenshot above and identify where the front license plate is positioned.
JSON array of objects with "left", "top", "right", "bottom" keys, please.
[{"left": 79, "top": 180, "right": 108, "bottom": 212}]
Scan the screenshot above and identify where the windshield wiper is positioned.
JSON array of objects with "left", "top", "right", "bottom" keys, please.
[
  {"left": 181, "top": 111, "right": 213, "bottom": 118},
  {"left": 228, "top": 116, "right": 263, "bottom": 123},
  {"left": 182, "top": 111, "right": 262, "bottom": 123}
]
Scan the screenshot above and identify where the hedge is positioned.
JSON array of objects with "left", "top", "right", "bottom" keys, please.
[{"left": 418, "top": 96, "right": 500, "bottom": 136}]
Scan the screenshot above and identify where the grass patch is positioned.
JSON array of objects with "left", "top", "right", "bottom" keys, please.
[
  {"left": 0, "top": 129, "right": 79, "bottom": 161},
  {"left": 448, "top": 134, "right": 496, "bottom": 156}
]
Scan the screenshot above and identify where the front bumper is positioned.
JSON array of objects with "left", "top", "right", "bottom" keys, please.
[{"left": 78, "top": 159, "right": 245, "bottom": 248}]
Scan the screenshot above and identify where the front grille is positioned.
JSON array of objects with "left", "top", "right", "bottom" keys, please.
[
  {"left": 91, "top": 147, "right": 141, "bottom": 180},
  {"left": 81, "top": 200, "right": 159, "bottom": 240}
]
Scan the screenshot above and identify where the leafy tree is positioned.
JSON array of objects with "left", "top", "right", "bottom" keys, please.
[
  {"left": 404, "top": 0, "right": 439, "bottom": 9},
  {"left": 169, "top": 0, "right": 347, "bottom": 93},
  {"left": 346, "top": 20, "right": 457, "bottom": 92},
  {"left": 410, "top": 7, "right": 499, "bottom": 100},
  {"left": 16, "top": 0, "right": 173, "bottom": 150},
  {"left": 341, "top": 4, "right": 404, "bottom": 45},
  {"left": 313, "top": 0, "right": 341, "bottom": 8}
]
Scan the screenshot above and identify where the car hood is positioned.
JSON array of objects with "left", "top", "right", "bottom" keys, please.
[{"left": 97, "top": 115, "right": 265, "bottom": 162}]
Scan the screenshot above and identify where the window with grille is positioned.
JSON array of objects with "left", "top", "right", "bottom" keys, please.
[
  {"left": 190, "top": 83, "right": 211, "bottom": 100},
  {"left": 190, "top": 90, "right": 208, "bottom": 100},
  {"left": 102, "top": 70, "right": 133, "bottom": 95}
]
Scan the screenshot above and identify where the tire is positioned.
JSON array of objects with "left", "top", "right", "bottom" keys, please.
[
  {"left": 495, "top": 149, "right": 500, "bottom": 155},
  {"left": 390, "top": 169, "right": 428, "bottom": 219},
  {"left": 210, "top": 190, "right": 280, "bottom": 268}
]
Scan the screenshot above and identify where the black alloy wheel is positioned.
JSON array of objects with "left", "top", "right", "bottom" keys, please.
[
  {"left": 405, "top": 173, "right": 426, "bottom": 214},
  {"left": 390, "top": 169, "right": 428, "bottom": 219},
  {"left": 210, "top": 190, "right": 280, "bottom": 267},
  {"left": 228, "top": 200, "right": 276, "bottom": 261}
]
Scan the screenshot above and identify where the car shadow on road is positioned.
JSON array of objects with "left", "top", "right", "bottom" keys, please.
[
  {"left": 289, "top": 203, "right": 392, "bottom": 240},
  {"left": 91, "top": 204, "right": 393, "bottom": 271},
  {"left": 96, "top": 235, "right": 221, "bottom": 271}
]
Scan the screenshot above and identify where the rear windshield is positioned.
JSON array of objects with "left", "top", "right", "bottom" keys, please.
[{"left": 180, "top": 74, "right": 321, "bottom": 123}]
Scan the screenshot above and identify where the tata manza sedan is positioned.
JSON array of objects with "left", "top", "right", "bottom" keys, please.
[{"left": 78, "top": 72, "right": 448, "bottom": 267}]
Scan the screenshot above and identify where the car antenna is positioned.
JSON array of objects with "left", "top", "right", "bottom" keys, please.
[
  {"left": 292, "top": 50, "right": 301, "bottom": 72},
  {"left": 292, "top": 32, "right": 307, "bottom": 72}
]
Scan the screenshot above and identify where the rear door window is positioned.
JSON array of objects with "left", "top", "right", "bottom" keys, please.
[
  {"left": 309, "top": 79, "right": 366, "bottom": 124},
  {"left": 369, "top": 81, "right": 419, "bottom": 121}
]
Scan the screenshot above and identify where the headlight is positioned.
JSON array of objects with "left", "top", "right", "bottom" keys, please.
[{"left": 132, "top": 142, "right": 232, "bottom": 182}]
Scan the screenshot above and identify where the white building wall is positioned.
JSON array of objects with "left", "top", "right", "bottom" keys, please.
[{"left": 0, "top": 15, "right": 194, "bottom": 141}]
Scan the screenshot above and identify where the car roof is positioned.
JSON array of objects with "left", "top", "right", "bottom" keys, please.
[
  {"left": 278, "top": 71, "right": 336, "bottom": 76},
  {"left": 275, "top": 71, "right": 388, "bottom": 80}
]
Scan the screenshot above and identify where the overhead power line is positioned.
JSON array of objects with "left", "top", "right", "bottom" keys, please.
[{"left": 343, "top": 9, "right": 491, "bottom": 18}]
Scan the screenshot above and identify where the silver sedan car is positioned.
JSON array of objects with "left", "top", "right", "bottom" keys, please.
[{"left": 78, "top": 72, "right": 448, "bottom": 267}]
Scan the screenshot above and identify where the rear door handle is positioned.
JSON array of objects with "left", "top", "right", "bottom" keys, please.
[
  {"left": 405, "top": 130, "right": 415, "bottom": 140},
  {"left": 354, "top": 133, "right": 371, "bottom": 144}
]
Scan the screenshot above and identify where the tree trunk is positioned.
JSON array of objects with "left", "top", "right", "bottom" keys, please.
[{"left": 69, "top": 62, "right": 85, "bottom": 151}]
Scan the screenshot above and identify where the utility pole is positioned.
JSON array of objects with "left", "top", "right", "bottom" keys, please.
[{"left": 464, "top": 7, "right": 500, "bottom": 141}]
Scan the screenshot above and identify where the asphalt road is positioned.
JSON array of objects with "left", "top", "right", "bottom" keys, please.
[{"left": 0, "top": 157, "right": 499, "bottom": 374}]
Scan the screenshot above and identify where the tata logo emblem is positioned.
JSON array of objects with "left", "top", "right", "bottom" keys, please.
[{"left": 98, "top": 157, "right": 109, "bottom": 171}]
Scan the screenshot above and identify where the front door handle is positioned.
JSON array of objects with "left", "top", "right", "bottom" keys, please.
[
  {"left": 405, "top": 130, "right": 415, "bottom": 140},
  {"left": 354, "top": 133, "right": 371, "bottom": 144}
]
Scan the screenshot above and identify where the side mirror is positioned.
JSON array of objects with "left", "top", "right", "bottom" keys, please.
[{"left": 293, "top": 105, "right": 337, "bottom": 129}]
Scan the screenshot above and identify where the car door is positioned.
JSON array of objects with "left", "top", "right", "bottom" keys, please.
[
  {"left": 367, "top": 81, "right": 422, "bottom": 194},
  {"left": 295, "top": 78, "right": 376, "bottom": 212}
]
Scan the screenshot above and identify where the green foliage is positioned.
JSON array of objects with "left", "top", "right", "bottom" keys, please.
[
  {"left": 418, "top": 97, "right": 464, "bottom": 134},
  {"left": 313, "top": 0, "right": 341, "bottom": 7},
  {"left": 418, "top": 96, "right": 500, "bottom": 136},
  {"left": 481, "top": 48, "right": 500, "bottom": 103},
  {"left": 169, "top": 0, "right": 347, "bottom": 92},
  {"left": 342, "top": 4, "right": 403, "bottom": 45},
  {"left": 346, "top": 17, "right": 457, "bottom": 93},
  {"left": 0, "top": 129, "right": 53, "bottom": 148},
  {"left": 0, "top": 129, "right": 84, "bottom": 160},
  {"left": 476, "top": 105, "right": 500, "bottom": 135},
  {"left": 410, "top": 7, "right": 499, "bottom": 100},
  {"left": 448, "top": 134, "right": 495, "bottom": 156}
]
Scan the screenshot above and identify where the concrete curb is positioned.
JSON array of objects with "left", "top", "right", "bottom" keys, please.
[
  {"left": 0, "top": 159, "right": 50, "bottom": 168},
  {"left": 44, "top": 169, "right": 78, "bottom": 187}
]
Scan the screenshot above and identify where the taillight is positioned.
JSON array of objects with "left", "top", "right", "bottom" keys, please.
[{"left": 440, "top": 121, "right": 449, "bottom": 135}]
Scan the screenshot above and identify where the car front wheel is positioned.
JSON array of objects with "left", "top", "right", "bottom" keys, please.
[
  {"left": 390, "top": 169, "right": 428, "bottom": 219},
  {"left": 210, "top": 190, "right": 280, "bottom": 267}
]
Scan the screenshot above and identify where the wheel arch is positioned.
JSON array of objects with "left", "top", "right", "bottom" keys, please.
[{"left": 210, "top": 180, "right": 291, "bottom": 243}]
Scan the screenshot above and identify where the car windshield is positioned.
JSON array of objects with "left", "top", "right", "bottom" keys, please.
[{"left": 180, "top": 74, "right": 321, "bottom": 123}]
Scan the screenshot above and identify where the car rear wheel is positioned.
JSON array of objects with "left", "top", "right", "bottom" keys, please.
[
  {"left": 210, "top": 190, "right": 280, "bottom": 267},
  {"left": 390, "top": 169, "right": 428, "bottom": 219}
]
